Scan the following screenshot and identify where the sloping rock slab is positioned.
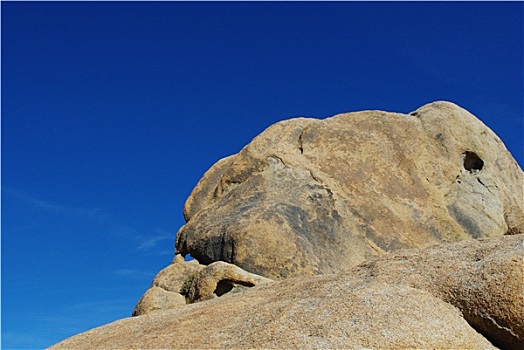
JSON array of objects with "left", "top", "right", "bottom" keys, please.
[
  {"left": 50, "top": 234, "right": 523, "bottom": 349},
  {"left": 354, "top": 233, "right": 524, "bottom": 349}
]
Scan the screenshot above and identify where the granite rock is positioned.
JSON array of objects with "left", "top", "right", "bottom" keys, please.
[
  {"left": 176, "top": 101, "right": 523, "bottom": 279},
  {"left": 133, "top": 255, "right": 272, "bottom": 315},
  {"left": 51, "top": 234, "right": 523, "bottom": 349},
  {"left": 50, "top": 102, "right": 524, "bottom": 349},
  {"left": 132, "top": 254, "right": 204, "bottom": 316}
]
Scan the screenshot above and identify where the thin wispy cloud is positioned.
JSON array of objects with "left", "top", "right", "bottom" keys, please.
[
  {"left": 112, "top": 268, "right": 156, "bottom": 279},
  {"left": 2, "top": 331, "right": 53, "bottom": 350},
  {"left": 3, "top": 187, "right": 105, "bottom": 220},
  {"left": 33, "top": 299, "right": 134, "bottom": 348},
  {"left": 4, "top": 187, "right": 177, "bottom": 253},
  {"left": 137, "top": 235, "right": 172, "bottom": 251},
  {"left": 136, "top": 228, "right": 175, "bottom": 254}
]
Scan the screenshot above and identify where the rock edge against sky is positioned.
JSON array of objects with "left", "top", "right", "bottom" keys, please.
[{"left": 50, "top": 102, "right": 524, "bottom": 349}]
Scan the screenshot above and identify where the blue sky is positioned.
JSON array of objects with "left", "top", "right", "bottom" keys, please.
[{"left": 2, "top": 1, "right": 522, "bottom": 349}]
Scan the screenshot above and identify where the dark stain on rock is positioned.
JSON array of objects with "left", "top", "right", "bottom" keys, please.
[
  {"left": 363, "top": 224, "right": 403, "bottom": 251},
  {"left": 447, "top": 204, "right": 481, "bottom": 238}
]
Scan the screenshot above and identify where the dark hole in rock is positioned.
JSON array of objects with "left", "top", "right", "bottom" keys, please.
[
  {"left": 462, "top": 151, "right": 484, "bottom": 172},
  {"left": 214, "top": 279, "right": 255, "bottom": 297},
  {"left": 214, "top": 280, "right": 234, "bottom": 296}
]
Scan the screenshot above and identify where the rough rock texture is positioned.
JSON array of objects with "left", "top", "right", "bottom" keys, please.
[
  {"left": 353, "top": 234, "right": 524, "bottom": 349},
  {"left": 50, "top": 102, "right": 524, "bottom": 349},
  {"left": 176, "top": 101, "right": 524, "bottom": 279},
  {"left": 50, "top": 234, "right": 523, "bottom": 350},
  {"left": 131, "top": 286, "right": 186, "bottom": 316},
  {"left": 132, "top": 254, "right": 204, "bottom": 316},
  {"left": 187, "top": 261, "right": 272, "bottom": 303},
  {"left": 133, "top": 255, "right": 272, "bottom": 315}
]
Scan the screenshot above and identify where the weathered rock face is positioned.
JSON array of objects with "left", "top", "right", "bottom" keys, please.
[
  {"left": 133, "top": 255, "right": 272, "bottom": 316},
  {"left": 353, "top": 233, "right": 524, "bottom": 349},
  {"left": 176, "top": 101, "right": 524, "bottom": 279},
  {"left": 186, "top": 261, "right": 272, "bottom": 303},
  {"left": 50, "top": 234, "right": 523, "bottom": 349},
  {"left": 132, "top": 254, "right": 204, "bottom": 316},
  {"left": 50, "top": 102, "right": 524, "bottom": 350}
]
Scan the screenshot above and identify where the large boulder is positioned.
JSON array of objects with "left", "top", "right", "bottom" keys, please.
[
  {"left": 176, "top": 101, "right": 524, "bottom": 279},
  {"left": 50, "top": 102, "right": 524, "bottom": 349},
  {"left": 50, "top": 234, "right": 523, "bottom": 349}
]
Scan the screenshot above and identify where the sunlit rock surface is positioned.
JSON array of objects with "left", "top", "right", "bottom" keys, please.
[{"left": 50, "top": 102, "right": 524, "bottom": 349}]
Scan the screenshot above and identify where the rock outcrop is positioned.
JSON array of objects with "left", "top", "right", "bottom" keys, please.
[
  {"left": 185, "top": 261, "right": 272, "bottom": 304},
  {"left": 50, "top": 102, "right": 524, "bottom": 349},
  {"left": 131, "top": 254, "right": 204, "bottom": 316},
  {"left": 353, "top": 234, "right": 524, "bottom": 349},
  {"left": 50, "top": 234, "right": 523, "bottom": 349},
  {"left": 133, "top": 255, "right": 271, "bottom": 316},
  {"left": 176, "top": 101, "right": 523, "bottom": 279}
]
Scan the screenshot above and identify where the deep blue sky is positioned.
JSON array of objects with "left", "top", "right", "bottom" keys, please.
[{"left": 2, "top": 1, "right": 522, "bottom": 349}]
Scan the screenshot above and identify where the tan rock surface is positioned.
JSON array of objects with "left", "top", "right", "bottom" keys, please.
[
  {"left": 354, "top": 233, "right": 524, "bottom": 349},
  {"left": 132, "top": 254, "right": 204, "bottom": 316},
  {"left": 51, "top": 234, "right": 523, "bottom": 350},
  {"left": 51, "top": 102, "right": 524, "bottom": 349},
  {"left": 176, "top": 101, "right": 524, "bottom": 279},
  {"left": 131, "top": 286, "right": 186, "bottom": 317},
  {"left": 133, "top": 255, "right": 272, "bottom": 315},
  {"left": 187, "top": 261, "right": 272, "bottom": 303}
]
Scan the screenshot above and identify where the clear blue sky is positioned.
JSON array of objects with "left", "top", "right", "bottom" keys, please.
[{"left": 2, "top": 1, "right": 522, "bottom": 349}]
